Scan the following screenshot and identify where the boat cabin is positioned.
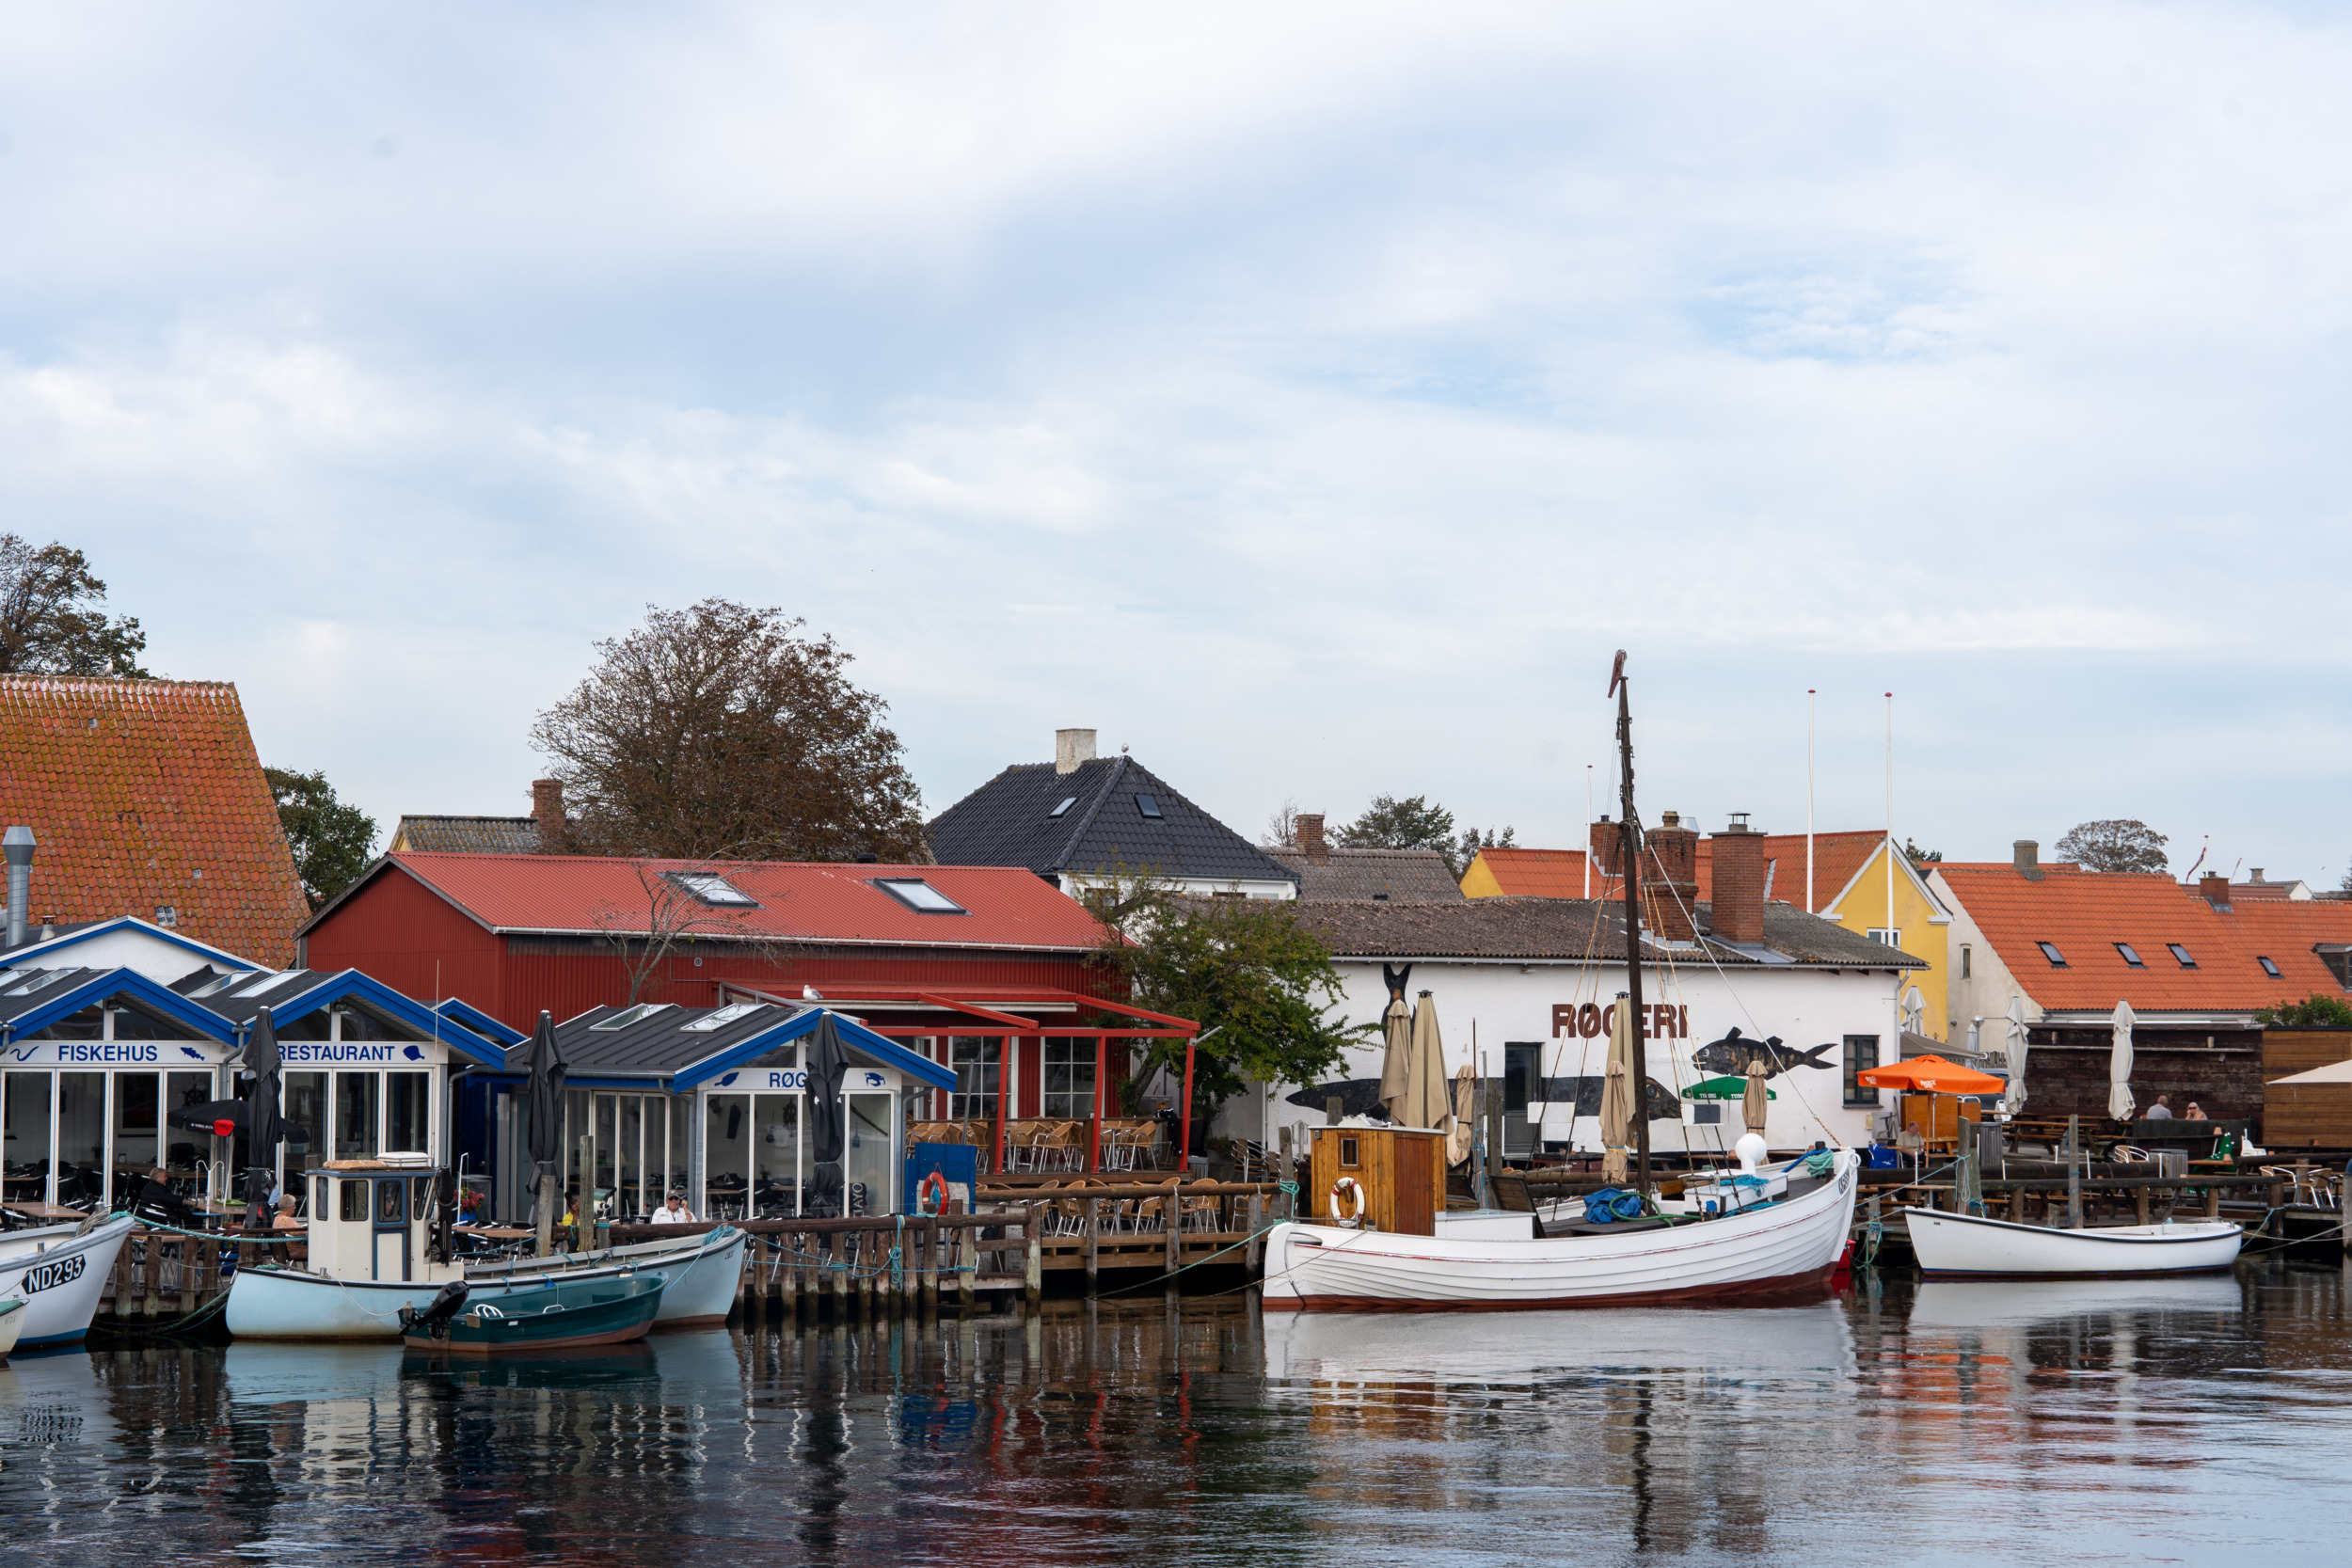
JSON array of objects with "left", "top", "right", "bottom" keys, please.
[
  {"left": 1308, "top": 1122, "right": 1444, "bottom": 1235},
  {"left": 304, "top": 1157, "right": 455, "bottom": 1285},
  {"left": 457, "top": 1004, "right": 955, "bottom": 1226}
]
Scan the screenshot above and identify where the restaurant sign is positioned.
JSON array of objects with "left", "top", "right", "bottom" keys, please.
[{"left": 4, "top": 1040, "right": 230, "bottom": 1067}]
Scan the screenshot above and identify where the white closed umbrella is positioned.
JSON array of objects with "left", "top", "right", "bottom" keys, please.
[
  {"left": 1404, "top": 991, "right": 1450, "bottom": 1131},
  {"left": 1375, "top": 992, "right": 1412, "bottom": 1122},
  {"left": 1901, "top": 986, "right": 1926, "bottom": 1037},
  {"left": 2108, "top": 998, "right": 2137, "bottom": 1121},
  {"left": 2004, "top": 995, "right": 2030, "bottom": 1112},
  {"left": 1598, "top": 1001, "right": 1634, "bottom": 1183}
]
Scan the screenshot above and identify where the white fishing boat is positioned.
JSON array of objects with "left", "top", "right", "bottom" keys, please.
[
  {"left": 0, "top": 1213, "right": 136, "bottom": 1350},
  {"left": 225, "top": 1160, "right": 747, "bottom": 1340},
  {"left": 1263, "top": 1146, "right": 1858, "bottom": 1311},
  {"left": 1904, "top": 1208, "right": 2243, "bottom": 1278},
  {"left": 0, "top": 1291, "right": 25, "bottom": 1360}
]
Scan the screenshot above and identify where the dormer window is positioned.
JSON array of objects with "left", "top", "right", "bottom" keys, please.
[
  {"left": 1049, "top": 797, "right": 1077, "bottom": 818},
  {"left": 2115, "top": 942, "right": 2144, "bottom": 968},
  {"left": 874, "top": 879, "right": 966, "bottom": 914},
  {"left": 2036, "top": 942, "right": 2068, "bottom": 968},
  {"left": 1136, "top": 793, "right": 1164, "bottom": 819},
  {"left": 669, "top": 872, "right": 757, "bottom": 908},
  {"left": 2258, "top": 956, "right": 2282, "bottom": 978},
  {"left": 2166, "top": 943, "right": 2198, "bottom": 969}
]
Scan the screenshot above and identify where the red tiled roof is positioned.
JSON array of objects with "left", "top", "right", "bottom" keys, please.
[
  {"left": 1936, "top": 863, "right": 2352, "bottom": 1013},
  {"left": 1474, "top": 831, "right": 1892, "bottom": 911},
  {"left": 342, "top": 853, "right": 1111, "bottom": 953},
  {"left": 0, "top": 676, "right": 309, "bottom": 965},
  {"left": 1470, "top": 847, "right": 1598, "bottom": 897}
]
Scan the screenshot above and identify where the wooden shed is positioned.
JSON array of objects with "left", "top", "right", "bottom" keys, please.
[{"left": 1308, "top": 1124, "right": 1445, "bottom": 1236}]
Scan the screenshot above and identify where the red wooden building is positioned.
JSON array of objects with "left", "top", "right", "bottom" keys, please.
[{"left": 297, "top": 852, "right": 1187, "bottom": 1125}]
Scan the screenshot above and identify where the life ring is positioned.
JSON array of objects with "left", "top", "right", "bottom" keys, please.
[
  {"left": 1328, "top": 1177, "right": 1367, "bottom": 1226},
  {"left": 917, "top": 1171, "right": 951, "bottom": 1216}
]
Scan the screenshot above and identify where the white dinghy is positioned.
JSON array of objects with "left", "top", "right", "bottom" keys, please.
[
  {"left": 225, "top": 1161, "right": 746, "bottom": 1340},
  {"left": 1905, "top": 1207, "right": 2243, "bottom": 1279},
  {"left": 0, "top": 1213, "right": 136, "bottom": 1351},
  {"left": 1263, "top": 1144, "right": 1858, "bottom": 1311}
]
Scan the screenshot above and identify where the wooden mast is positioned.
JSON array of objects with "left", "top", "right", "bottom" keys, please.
[{"left": 1608, "top": 650, "right": 1651, "bottom": 1195}]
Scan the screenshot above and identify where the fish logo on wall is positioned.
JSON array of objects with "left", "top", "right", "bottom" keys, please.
[{"left": 1692, "top": 1028, "right": 1835, "bottom": 1079}]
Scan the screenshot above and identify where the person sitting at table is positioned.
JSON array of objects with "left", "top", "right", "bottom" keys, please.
[
  {"left": 2185, "top": 1101, "right": 2209, "bottom": 1121},
  {"left": 2145, "top": 1094, "right": 2175, "bottom": 1120},
  {"left": 648, "top": 1189, "right": 697, "bottom": 1225},
  {"left": 271, "top": 1196, "right": 302, "bottom": 1229},
  {"left": 133, "top": 1165, "right": 194, "bottom": 1228}
]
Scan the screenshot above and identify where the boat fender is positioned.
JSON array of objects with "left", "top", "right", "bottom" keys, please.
[
  {"left": 1328, "top": 1177, "right": 1366, "bottom": 1227},
  {"left": 917, "top": 1172, "right": 951, "bottom": 1216}
]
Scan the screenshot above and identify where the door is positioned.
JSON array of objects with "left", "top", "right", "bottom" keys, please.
[
  {"left": 1502, "top": 1043, "right": 1539, "bottom": 1158},
  {"left": 373, "top": 1177, "right": 409, "bottom": 1281}
]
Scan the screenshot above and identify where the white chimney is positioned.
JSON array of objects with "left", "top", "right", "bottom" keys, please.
[
  {"left": 4, "top": 826, "right": 34, "bottom": 949},
  {"left": 1056, "top": 728, "right": 1098, "bottom": 775}
]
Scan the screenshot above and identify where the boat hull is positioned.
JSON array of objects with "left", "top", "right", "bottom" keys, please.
[
  {"left": 1263, "top": 1151, "right": 1859, "bottom": 1311},
  {"left": 0, "top": 1215, "right": 136, "bottom": 1349},
  {"left": 0, "top": 1294, "right": 24, "bottom": 1359},
  {"left": 1906, "top": 1209, "right": 2245, "bottom": 1278},
  {"left": 403, "top": 1277, "right": 663, "bottom": 1354},
  {"left": 226, "top": 1226, "right": 747, "bottom": 1339}
]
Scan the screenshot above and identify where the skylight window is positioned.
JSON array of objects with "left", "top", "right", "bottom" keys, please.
[
  {"left": 187, "top": 970, "right": 260, "bottom": 998},
  {"left": 874, "top": 878, "right": 967, "bottom": 914},
  {"left": 1136, "top": 793, "right": 1163, "bottom": 819},
  {"left": 2115, "top": 942, "right": 2144, "bottom": 968},
  {"left": 4, "top": 970, "right": 68, "bottom": 996},
  {"left": 2167, "top": 943, "right": 2198, "bottom": 969},
  {"left": 2036, "top": 942, "right": 2068, "bottom": 968},
  {"left": 232, "top": 972, "right": 290, "bottom": 997},
  {"left": 591, "top": 1003, "right": 674, "bottom": 1031},
  {"left": 1049, "top": 797, "right": 1077, "bottom": 818},
  {"left": 683, "top": 1003, "right": 765, "bottom": 1032},
  {"left": 670, "top": 872, "right": 758, "bottom": 908},
  {"left": 2258, "top": 956, "right": 2282, "bottom": 978}
]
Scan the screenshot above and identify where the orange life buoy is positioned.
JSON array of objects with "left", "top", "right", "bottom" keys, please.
[
  {"left": 1328, "top": 1176, "right": 1366, "bottom": 1227},
  {"left": 917, "top": 1171, "right": 951, "bottom": 1216}
]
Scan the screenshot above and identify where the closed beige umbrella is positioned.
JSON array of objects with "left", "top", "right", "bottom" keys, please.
[
  {"left": 1742, "top": 1056, "right": 1770, "bottom": 1135},
  {"left": 1402, "top": 990, "right": 1450, "bottom": 1129},
  {"left": 1599, "top": 1000, "right": 1634, "bottom": 1181},
  {"left": 1448, "top": 1065, "right": 1476, "bottom": 1165},
  {"left": 1375, "top": 993, "right": 1412, "bottom": 1121}
]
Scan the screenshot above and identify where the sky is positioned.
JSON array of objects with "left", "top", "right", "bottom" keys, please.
[{"left": 3, "top": 3, "right": 2347, "bottom": 886}]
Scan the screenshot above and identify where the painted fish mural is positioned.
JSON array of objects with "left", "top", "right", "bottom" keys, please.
[{"left": 1691, "top": 1028, "right": 1836, "bottom": 1080}]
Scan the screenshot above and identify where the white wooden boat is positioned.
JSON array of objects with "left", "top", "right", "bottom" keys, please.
[
  {"left": 0, "top": 1214, "right": 136, "bottom": 1350},
  {"left": 1263, "top": 1148, "right": 1858, "bottom": 1311},
  {"left": 1905, "top": 1208, "right": 2243, "bottom": 1278},
  {"left": 0, "top": 1291, "right": 25, "bottom": 1360},
  {"left": 224, "top": 1161, "right": 747, "bottom": 1340}
]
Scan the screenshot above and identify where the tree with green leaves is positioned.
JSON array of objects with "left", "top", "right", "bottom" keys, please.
[
  {"left": 2252, "top": 992, "right": 2352, "bottom": 1029},
  {"left": 265, "top": 768, "right": 380, "bottom": 910},
  {"left": 0, "top": 534, "right": 150, "bottom": 676},
  {"left": 1453, "top": 823, "right": 1516, "bottom": 875},
  {"left": 1334, "top": 793, "right": 1455, "bottom": 853},
  {"left": 532, "top": 599, "right": 926, "bottom": 862},
  {"left": 1085, "top": 887, "right": 1370, "bottom": 1125},
  {"left": 2054, "top": 818, "right": 2169, "bottom": 874}
]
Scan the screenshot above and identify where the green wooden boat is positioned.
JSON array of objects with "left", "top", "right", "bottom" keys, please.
[{"left": 400, "top": 1274, "right": 664, "bottom": 1354}]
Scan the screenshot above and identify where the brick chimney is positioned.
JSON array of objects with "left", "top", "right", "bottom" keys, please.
[
  {"left": 1711, "top": 817, "right": 1766, "bottom": 944},
  {"left": 1644, "top": 810, "right": 1699, "bottom": 942},
  {"left": 532, "top": 779, "right": 567, "bottom": 853},
  {"left": 2199, "top": 872, "right": 2232, "bottom": 911},
  {"left": 2013, "top": 839, "right": 2042, "bottom": 881},
  {"left": 1589, "top": 816, "right": 1622, "bottom": 878},
  {"left": 1295, "top": 813, "right": 1328, "bottom": 863},
  {"left": 1055, "top": 728, "right": 1097, "bottom": 775}
]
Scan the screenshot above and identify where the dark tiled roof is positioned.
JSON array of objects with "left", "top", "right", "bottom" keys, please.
[
  {"left": 555, "top": 1000, "right": 804, "bottom": 1075},
  {"left": 1292, "top": 896, "right": 1924, "bottom": 968},
  {"left": 390, "top": 815, "right": 539, "bottom": 853},
  {"left": 0, "top": 676, "right": 310, "bottom": 965},
  {"left": 927, "top": 757, "right": 1297, "bottom": 889},
  {"left": 1262, "top": 847, "right": 1464, "bottom": 903}
]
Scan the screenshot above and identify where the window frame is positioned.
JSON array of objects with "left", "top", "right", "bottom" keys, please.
[
  {"left": 872, "top": 878, "right": 968, "bottom": 915},
  {"left": 2258, "top": 955, "right": 2282, "bottom": 978},
  {"left": 2115, "top": 942, "right": 2145, "bottom": 968},
  {"left": 666, "top": 871, "right": 760, "bottom": 908},
  {"left": 1842, "top": 1035, "right": 1882, "bottom": 1108},
  {"left": 2166, "top": 942, "right": 2198, "bottom": 969},
  {"left": 2036, "top": 941, "right": 2068, "bottom": 968}
]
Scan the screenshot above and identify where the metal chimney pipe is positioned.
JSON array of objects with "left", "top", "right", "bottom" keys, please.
[{"left": 3, "top": 826, "right": 36, "bottom": 949}]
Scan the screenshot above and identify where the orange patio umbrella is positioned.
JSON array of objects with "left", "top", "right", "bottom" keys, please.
[{"left": 1854, "top": 1054, "right": 2006, "bottom": 1096}]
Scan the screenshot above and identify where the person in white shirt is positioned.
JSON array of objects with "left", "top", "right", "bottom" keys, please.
[{"left": 648, "top": 1190, "right": 696, "bottom": 1225}]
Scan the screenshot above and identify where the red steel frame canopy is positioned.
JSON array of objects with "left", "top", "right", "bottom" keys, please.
[{"left": 716, "top": 983, "right": 1201, "bottom": 1174}]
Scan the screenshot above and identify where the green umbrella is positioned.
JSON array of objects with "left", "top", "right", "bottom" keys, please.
[{"left": 1681, "top": 1075, "right": 1775, "bottom": 1101}]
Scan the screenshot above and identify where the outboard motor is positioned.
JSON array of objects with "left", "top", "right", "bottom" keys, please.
[{"left": 398, "top": 1279, "right": 470, "bottom": 1340}]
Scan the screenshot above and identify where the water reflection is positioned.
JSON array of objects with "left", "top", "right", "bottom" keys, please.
[{"left": 0, "top": 1268, "right": 2348, "bottom": 1564}]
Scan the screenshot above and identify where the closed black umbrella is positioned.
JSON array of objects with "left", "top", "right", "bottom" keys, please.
[
  {"left": 805, "top": 1013, "right": 850, "bottom": 1165},
  {"left": 238, "top": 1006, "right": 286, "bottom": 1212},
  {"left": 523, "top": 1011, "right": 568, "bottom": 1252}
]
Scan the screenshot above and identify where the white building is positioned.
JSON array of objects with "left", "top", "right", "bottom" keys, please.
[{"left": 1268, "top": 892, "right": 1925, "bottom": 1160}]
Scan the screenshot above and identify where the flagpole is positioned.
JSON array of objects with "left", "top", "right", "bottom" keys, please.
[
  {"left": 1885, "top": 691, "right": 1895, "bottom": 934},
  {"left": 1583, "top": 764, "right": 1594, "bottom": 898},
  {"left": 1805, "top": 689, "right": 1817, "bottom": 915}
]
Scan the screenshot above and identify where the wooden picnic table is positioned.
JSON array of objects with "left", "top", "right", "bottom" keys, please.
[
  {"left": 460, "top": 1227, "right": 534, "bottom": 1241},
  {"left": 4, "top": 1201, "right": 87, "bottom": 1222}
]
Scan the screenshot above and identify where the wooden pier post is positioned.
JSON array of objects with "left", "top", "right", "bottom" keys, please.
[
  {"left": 2009, "top": 1186, "right": 2026, "bottom": 1223},
  {"left": 1246, "top": 1195, "right": 1264, "bottom": 1278},
  {"left": 2207, "top": 1183, "right": 2221, "bottom": 1221},
  {"left": 958, "top": 1221, "right": 976, "bottom": 1313},
  {"left": 831, "top": 1230, "right": 850, "bottom": 1313},
  {"left": 1083, "top": 1197, "right": 1099, "bottom": 1293},
  {"left": 2066, "top": 1115, "right": 2083, "bottom": 1229},
  {"left": 2137, "top": 1187, "right": 2152, "bottom": 1226},
  {"left": 922, "top": 1218, "right": 939, "bottom": 1315},
  {"left": 1025, "top": 1204, "right": 1042, "bottom": 1307}
]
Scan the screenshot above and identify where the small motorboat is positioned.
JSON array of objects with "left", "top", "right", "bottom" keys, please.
[
  {"left": 0, "top": 1213, "right": 137, "bottom": 1350},
  {"left": 1905, "top": 1208, "right": 2245, "bottom": 1278},
  {"left": 0, "top": 1291, "right": 26, "bottom": 1362},
  {"left": 400, "top": 1275, "right": 666, "bottom": 1354}
]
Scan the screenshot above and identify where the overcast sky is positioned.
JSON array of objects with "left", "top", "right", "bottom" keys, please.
[{"left": 5, "top": 3, "right": 2346, "bottom": 884}]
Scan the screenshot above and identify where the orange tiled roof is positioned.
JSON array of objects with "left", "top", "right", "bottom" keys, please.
[
  {"left": 1470, "top": 847, "right": 1597, "bottom": 897},
  {"left": 0, "top": 676, "right": 309, "bottom": 965},
  {"left": 1937, "top": 863, "right": 2352, "bottom": 1014},
  {"left": 1478, "top": 831, "right": 1892, "bottom": 911}
]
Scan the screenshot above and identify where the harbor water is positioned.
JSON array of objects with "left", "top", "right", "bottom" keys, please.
[{"left": 8, "top": 1263, "right": 2352, "bottom": 1564}]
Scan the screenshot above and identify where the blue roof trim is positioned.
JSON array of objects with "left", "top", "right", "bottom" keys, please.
[
  {"left": 5, "top": 916, "right": 260, "bottom": 973},
  {"left": 672, "top": 1008, "right": 955, "bottom": 1092},
  {"left": 243, "top": 972, "right": 508, "bottom": 1069},
  {"left": 1, "top": 969, "right": 240, "bottom": 1045},
  {"left": 434, "top": 997, "right": 528, "bottom": 1048}
]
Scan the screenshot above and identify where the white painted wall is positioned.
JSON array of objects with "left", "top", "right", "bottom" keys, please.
[
  {"left": 1244, "top": 956, "right": 1908, "bottom": 1156},
  {"left": 2, "top": 919, "right": 259, "bottom": 984}
]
